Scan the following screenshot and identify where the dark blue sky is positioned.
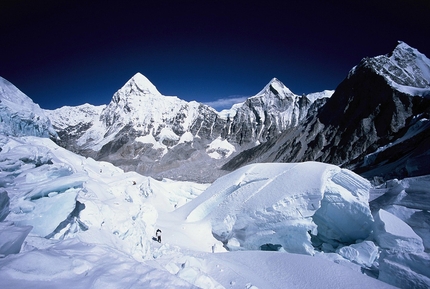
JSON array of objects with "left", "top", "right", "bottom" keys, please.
[{"left": 1, "top": 0, "right": 429, "bottom": 110}]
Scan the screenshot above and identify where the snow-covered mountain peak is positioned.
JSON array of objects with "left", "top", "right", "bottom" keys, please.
[
  {"left": 105, "top": 73, "right": 179, "bottom": 120},
  {"left": 44, "top": 103, "right": 106, "bottom": 130},
  {"left": 256, "top": 77, "right": 295, "bottom": 99},
  {"left": 388, "top": 41, "right": 430, "bottom": 82},
  {"left": 114, "top": 73, "right": 162, "bottom": 104},
  {"left": 131, "top": 72, "right": 161, "bottom": 95},
  {"left": 391, "top": 41, "right": 425, "bottom": 60},
  {"left": 350, "top": 41, "right": 430, "bottom": 97}
]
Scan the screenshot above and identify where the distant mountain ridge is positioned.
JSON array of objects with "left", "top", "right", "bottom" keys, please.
[
  {"left": 2, "top": 41, "right": 428, "bottom": 183},
  {"left": 43, "top": 74, "right": 329, "bottom": 182},
  {"left": 223, "top": 41, "right": 430, "bottom": 182}
]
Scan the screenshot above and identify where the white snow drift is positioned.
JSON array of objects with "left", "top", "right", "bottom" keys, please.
[{"left": 178, "top": 162, "right": 373, "bottom": 255}]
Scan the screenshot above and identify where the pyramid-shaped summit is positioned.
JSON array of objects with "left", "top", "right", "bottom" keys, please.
[
  {"left": 119, "top": 72, "right": 162, "bottom": 96},
  {"left": 256, "top": 77, "right": 295, "bottom": 99}
]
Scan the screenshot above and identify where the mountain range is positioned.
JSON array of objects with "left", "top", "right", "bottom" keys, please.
[
  {"left": 44, "top": 73, "right": 332, "bottom": 182},
  {"left": 223, "top": 41, "right": 430, "bottom": 183},
  {"left": 40, "top": 41, "right": 430, "bottom": 184},
  {"left": 0, "top": 41, "right": 429, "bottom": 184}
]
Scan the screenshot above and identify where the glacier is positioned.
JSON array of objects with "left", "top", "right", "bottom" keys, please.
[{"left": 0, "top": 133, "right": 403, "bottom": 289}]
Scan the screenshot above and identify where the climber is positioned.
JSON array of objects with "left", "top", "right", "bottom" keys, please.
[{"left": 156, "top": 229, "right": 162, "bottom": 243}]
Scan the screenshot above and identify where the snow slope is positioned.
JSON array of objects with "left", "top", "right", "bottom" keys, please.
[
  {"left": 0, "top": 76, "right": 57, "bottom": 138},
  {"left": 305, "top": 89, "right": 334, "bottom": 103},
  {"left": 177, "top": 162, "right": 373, "bottom": 255},
  {"left": 0, "top": 134, "right": 403, "bottom": 289}
]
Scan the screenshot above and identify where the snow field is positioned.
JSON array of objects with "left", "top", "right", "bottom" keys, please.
[{"left": 0, "top": 134, "right": 426, "bottom": 288}]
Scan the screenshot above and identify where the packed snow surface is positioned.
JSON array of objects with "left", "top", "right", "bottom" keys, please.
[{"left": 0, "top": 134, "right": 405, "bottom": 288}]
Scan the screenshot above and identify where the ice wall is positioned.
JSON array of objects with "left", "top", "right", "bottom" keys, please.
[
  {"left": 0, "top": 76, "right": 57, "bottom": 138},
  {"left": 370, "top": 176, "right": 430, "bottom": 288},
  {"left": 0, "top": 190, "right": 10, "bottom": 221},
  {"left": 0, "top": 188, "right": 32, "bottom": 257},
  {"left": 313, "top": 168, "right": 373, "bottom": 245}
]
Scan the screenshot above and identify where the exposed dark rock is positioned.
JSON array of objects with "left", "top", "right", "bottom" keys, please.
[{"left": 223, "top": 42, "right": 430, "bottom": 181}]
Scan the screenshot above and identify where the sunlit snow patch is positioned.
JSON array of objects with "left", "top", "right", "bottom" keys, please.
[
  {"left": 206, "top": 137, "right": 235, "bottom": 159},
  {"left": 374, "top": 209, "right": 424, "bottom": 253}
]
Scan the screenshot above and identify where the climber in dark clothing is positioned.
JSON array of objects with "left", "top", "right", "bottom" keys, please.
[{"left": 156, "top": 229, "right": 162, "bottom": 243}]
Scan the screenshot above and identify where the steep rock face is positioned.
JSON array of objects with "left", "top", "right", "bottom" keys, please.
[
  {"left": 316, "top": 63, "right": 429, "bottom": 166},
  {"left": 224, "top": 42, "right": 430, "bottom": 181},
  {"left": 363, "top": 41, "right": 430, "bottom": 97},
  {"left": 225, "top": 78, "right": 314, "bottom": 145},
  {"left": 0, "top": 76, "right": 57, "bottom": 138},
  {"left": 46, "top": 74, "right": 327, "bottom": 182}
]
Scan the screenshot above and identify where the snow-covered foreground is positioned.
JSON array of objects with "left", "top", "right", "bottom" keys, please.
[{"left": 0, "top": 135, "right": 428, "bottom": 288}]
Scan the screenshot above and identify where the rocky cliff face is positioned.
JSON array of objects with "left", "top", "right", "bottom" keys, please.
[
  {"left": 224, "top": 78, "right": 315, "bottom": 145},
  {"left": 223, "top": 42, "right": 430, "bottom": 182},
  {"left": 45, "top": 74, "right": 326, "bottom": 182}
]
